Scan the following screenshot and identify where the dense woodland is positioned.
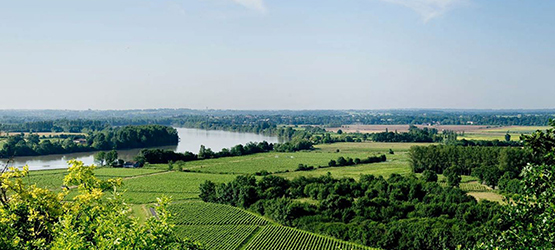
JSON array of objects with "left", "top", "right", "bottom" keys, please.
[
  {"left": 409, "top": 145, "right": 532, "bottom": 191},
  {"left": 200, "top": 173, "right": 501, "bottom": 250},
  {"left": 0, "top": 125, "right": 178, "bottom": 158}
]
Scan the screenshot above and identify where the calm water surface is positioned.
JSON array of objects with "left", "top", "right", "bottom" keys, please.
[{"left": 2, "top": 128, "right": 278, "bottom": 170}]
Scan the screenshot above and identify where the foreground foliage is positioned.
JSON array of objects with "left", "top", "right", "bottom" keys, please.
[
  {"left": 0, "top": 160, "right": 201, "bottom": 250},
  {"left": 479, "top": 120, "right": 555, "bottom": 249}
]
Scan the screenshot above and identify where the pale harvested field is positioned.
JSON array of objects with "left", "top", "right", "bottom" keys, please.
[
  {"left": 326, "top": 124, "right": 496, "bottom": 133},
  {"left": 468, "top": 192, "right": 505, "bottom": 203}
]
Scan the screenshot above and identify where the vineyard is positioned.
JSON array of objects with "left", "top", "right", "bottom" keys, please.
[
  {"left": 245, "top": 225, "right": 373, "bottom": 250},
  {"left": 169, "top": 202, "right": 269, "bottom": 226},
  {"left": 169, "top": 201, "right": 375, "bottom": 250},
  {"left": 175, "top": 225, "right": 259, "bottom": 250}
]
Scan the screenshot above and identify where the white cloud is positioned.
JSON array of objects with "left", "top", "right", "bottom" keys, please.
[
  {"left": 379, "top": 0, "right": 465, "bottom": 22},
  {"left": 231, "top": 0, "right": 266, "bottom": 13}
]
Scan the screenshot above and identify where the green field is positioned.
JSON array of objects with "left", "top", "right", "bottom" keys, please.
[
  {"left": 181, "top": 142, "right": 430, "bottom": 176},
  {"left": 27, "top": 167, "right": 168, "bottom": 191},
  {"left": 121, "top": 171, "right": 238, "bottom": 203}
]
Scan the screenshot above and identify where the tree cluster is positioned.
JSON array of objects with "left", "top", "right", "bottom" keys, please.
[
  {"left": 0, "top": 119, "right": 108, "bottom": 133},
  {"left": 140, "top": 141, "right": 274, "bottom": 164},
  {"left": 0, "top": 125, "right": 178, "bottom": 158},
  {"left": 409, "top": 145, "right": 531, "bottom": 189},
  {"left": 371, "top": 125, "right": 447, "bottom": 143},
  {"left": 328, "top": 155, "right": 387, "bottom": 167}
]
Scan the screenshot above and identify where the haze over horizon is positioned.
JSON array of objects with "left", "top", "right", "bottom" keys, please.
[{"left": 1, "top": 0, "right": 554, "bottom": 110}]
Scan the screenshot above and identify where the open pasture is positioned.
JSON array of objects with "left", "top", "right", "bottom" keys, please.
[
  {"left": 25, "top": 167, "right": 167, "bottom": 190},
  {"left": 182, "top": 142, "right": 423, "bottom": 175},
  {"left": 316, "top": 142, "right": 431, "bottom": 153},
  {"left": 275, "top": 155, "right": 411, "bottom": 180}
]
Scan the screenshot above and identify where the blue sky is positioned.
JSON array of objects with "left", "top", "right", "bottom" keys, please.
[{"left": 1, "top": 0, "right": 554, "bottom": 110}]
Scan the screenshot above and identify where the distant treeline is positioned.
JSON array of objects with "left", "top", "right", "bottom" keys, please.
[
  {"left": 446, "top": 139, "right": 523, "bottom": 147},
  {"left": 371, "top": 125, "right": 456, "bottom": 143},
  {"left": 139, "top": 141, "right": 274, "bottom": 164},
  {"left": 0, "top": 108, "right": 554, "bottom": 126},
  {"left": 199, "top": 173, "right": 501, "bottom": 250},
  {"left": 0, "top": 119, "right": 109, "bottom": 133},
  {"left": 139, "top": 137, "right": 314, "bottom": 165},
  {"left": 409, "top": 145, "right": 531, "bottom": 190},
  {"left": 167, "top": 114, "right": 553, "bottom": 131},
  {"left": 1, "top": 110, "right": 553, "bottom": 135},
  {"left": 0, "top": 125, "right": 178, "bottom": 158}
]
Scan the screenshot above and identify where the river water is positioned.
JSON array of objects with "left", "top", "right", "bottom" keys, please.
[{"left": 2, "top": 128, "right": 279, "bottom": 171}]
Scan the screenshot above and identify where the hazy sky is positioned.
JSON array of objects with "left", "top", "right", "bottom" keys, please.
[{"left": 1, "top": 0, "right": 554, "bottom": 110}]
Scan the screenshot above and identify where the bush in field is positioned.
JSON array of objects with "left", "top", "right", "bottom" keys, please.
[{"left": 296, "top": 164, "right": 315, "bottom": 171}]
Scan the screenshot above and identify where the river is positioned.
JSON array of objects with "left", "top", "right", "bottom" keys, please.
[{"left": 1, "top": 128, "right": 279, "bottom": 171}]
